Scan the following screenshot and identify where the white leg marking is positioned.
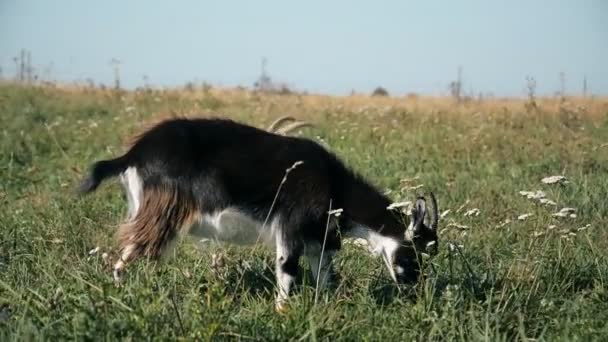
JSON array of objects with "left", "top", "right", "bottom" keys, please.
[
  {"left": 113, "top": 243, "right": 136, "bottom": 284},
  {"left": 121, "top": 167, "right": 143, "bottom": 221},
  {"left": 275, "top": 233, "right": 295, "bottom": 311},
  {"left": 119, "top": 173, "right": 133, "bottom": 218}
]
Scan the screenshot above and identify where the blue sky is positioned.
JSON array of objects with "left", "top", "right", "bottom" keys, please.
[{"left": 1, "top": 0, "right": 607, "bottom": 96}]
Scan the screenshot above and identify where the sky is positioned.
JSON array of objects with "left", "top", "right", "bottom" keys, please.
[{"left": 1, "top": 0, "right": 607, "bottom": 96}]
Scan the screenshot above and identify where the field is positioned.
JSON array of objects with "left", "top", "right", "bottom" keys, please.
[{"left": 1, "top": 83, "right": 608, "bottom": 340}]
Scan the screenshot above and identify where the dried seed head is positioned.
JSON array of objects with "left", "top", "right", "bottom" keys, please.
[
  {"left": 328, "top": 208, "right": 344, "bottom": 217},
  {"left": 386, "top": 201, "right": 411, "bottom": 211}
]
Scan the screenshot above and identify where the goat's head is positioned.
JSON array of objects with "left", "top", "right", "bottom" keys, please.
[{"left": 392, "top": 193, "right": 439, "bottom": 284}]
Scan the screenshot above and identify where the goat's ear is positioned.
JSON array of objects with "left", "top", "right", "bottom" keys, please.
[
  {"left": 430, "top": 192, "right": 438, "bottom": 231},
  {"left": 412, "top": 197, "right": 427, "bottom": 232}
]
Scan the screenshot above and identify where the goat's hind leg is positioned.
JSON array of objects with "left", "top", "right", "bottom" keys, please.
[
  {"left": 113, "top": 184, "right": 197, "bottom": 284},
  {"left": 120, "top": 167, "right": 143, "bottom": 221},
  {"left": 113, "top": 231, "right": 138, "bottom": 284}
]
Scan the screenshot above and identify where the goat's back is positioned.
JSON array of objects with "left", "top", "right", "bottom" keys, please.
[{"left": 124, "top": 118, "right": 350, "bottom": 223}]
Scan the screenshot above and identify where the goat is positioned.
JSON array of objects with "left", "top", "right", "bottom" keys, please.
[{"left": 78, "top": 117, "right": 439, "bottom": 311}]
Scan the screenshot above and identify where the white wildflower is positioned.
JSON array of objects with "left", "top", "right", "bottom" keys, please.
[
  {"left": 539, "top": 198, "right": 557, "bottom": 206},
  {"left": 447, "top": 242, "right": 464, "bottom": 252},
  {"left": 88, "top": 247, "right": 100, "bottom": 256},
  {"left": 519, "top": 190, "right": 547, "bottom": 200},
  {"left": 518, "top": 213, "right": 533, "bottom": 221},
  {"left": 464, "top": 208, "right": 481, "bottom": 217},
  {"left": 552, "top": 207, "right": 576, "bottom": 218},
  {"left": 577, "top": 224, "right": 591, "bottom": 231},
  {"left": 541, "top": 175, "right": 569, "bottom": 184},
  {"left": 495, "top": 219, "right": 511, "bottom": 228}
]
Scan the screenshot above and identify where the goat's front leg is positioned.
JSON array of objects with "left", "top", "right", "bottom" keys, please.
[
  {"left": 305, "top": 243, "right": 336, "bottom": 291},
  {"left": 275, "top": 233, "right": 302, "bottom": 312}
]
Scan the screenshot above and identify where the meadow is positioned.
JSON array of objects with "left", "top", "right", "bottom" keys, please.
[{"left": 1, "top": 83, "right": 607, "bottom": 340}]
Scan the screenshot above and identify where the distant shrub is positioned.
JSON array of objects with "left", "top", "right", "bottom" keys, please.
[
  {"left": 202, "top": 82, "right": 212, "bottom": 93},
  {"left": 184, "top": 82, "right": 196, "bottom": 92},
  {"left": 372, "top": 87, "right": 389, "bottom": 97},
  {"left": 278, "top": 85, "right": 293, "bottom": 95}
]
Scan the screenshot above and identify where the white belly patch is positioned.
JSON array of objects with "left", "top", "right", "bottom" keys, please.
[{"left": 189, "top": 208, "right": 277, "bottom": 246}]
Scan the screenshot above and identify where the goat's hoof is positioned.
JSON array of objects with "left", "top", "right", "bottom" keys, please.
[
  {"left": 275, "top": 301, "right": 289, "bottom": 313},
  {"left": 113, "top": 269, "right": 124, "bottom": 287}
]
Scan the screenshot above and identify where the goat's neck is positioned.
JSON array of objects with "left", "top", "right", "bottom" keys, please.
[{"left": 342, "top": 176, "right": 403, "bottom": 239}]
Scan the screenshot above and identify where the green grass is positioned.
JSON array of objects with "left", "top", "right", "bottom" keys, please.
[{"left": 1, "top": 84, "right": 608, "bottom": 341}]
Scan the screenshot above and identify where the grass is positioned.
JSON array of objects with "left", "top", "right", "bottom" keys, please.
[{"left": 1, "top": 83, "right": 608, "bottom": 340}]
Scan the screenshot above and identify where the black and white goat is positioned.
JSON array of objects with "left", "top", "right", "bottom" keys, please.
[{"left": 79, "top": 117, "right": 439, "bottom": 310}]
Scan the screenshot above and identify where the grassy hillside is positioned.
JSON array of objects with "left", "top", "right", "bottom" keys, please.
[{"left": 1, "top": 83, "right": 607, "bottom": 340}]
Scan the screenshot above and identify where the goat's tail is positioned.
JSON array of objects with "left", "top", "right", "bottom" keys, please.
[{"left": 77, "top": 155, "right": 130, "bottom": 194}]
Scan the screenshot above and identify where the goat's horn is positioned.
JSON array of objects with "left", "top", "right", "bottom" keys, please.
[
  {"left": 267, "top": 115, "right": 297, "bottom": 132},
  {"left": 430, "top": 192, "right": 439, "bottom": 230},
  {"left": 275, "top": 121, "right": 313, "bottom": 135}
]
